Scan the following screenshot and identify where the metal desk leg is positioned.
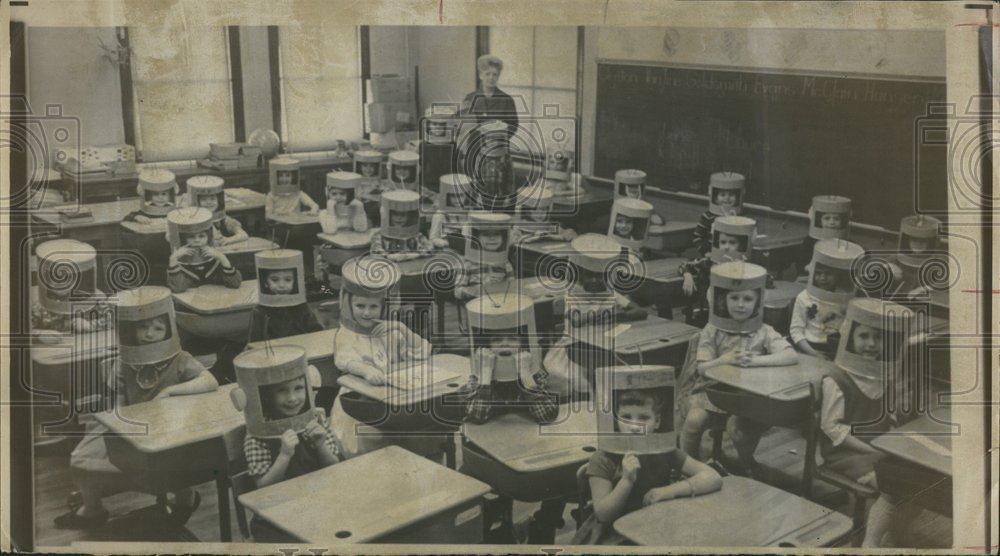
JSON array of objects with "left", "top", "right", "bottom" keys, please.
[{"left": 216, "top": 476, "right": 232, "bottom": 542}]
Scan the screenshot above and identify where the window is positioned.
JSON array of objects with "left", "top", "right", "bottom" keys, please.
[
  {"left": 278, "top": 24, "right": 362, "bottom": 152},
  {"left": 129, "top": 26, "right": 234, "bottom": 162},
  {"left": 488, "top": 26, "right": 579, "bottom": 153}
]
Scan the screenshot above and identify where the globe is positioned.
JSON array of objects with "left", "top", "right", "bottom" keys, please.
[{"left": 248, "top": 128, "right": 281, "bottom": 158}]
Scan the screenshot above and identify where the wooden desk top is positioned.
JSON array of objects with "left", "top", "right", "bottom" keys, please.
[
  {"left": 648, "top": 220, "right": 697, "bottom": 236},
  {"left": 639, "top": 257, "right": 687, "bottom": 285},
  {"left": 754, "top": 230, "right": 808, "bottom": 251},
  {"left": 704, "top": 354, "right": 829, "bottom": 402},
  {"left": 120, "top": 218, "right": 168, "bottom": 235},
  {"left": 267, "top": 212, "right": 320, "bottom": 226},
  {"left": 218, "top": 236, "right": 279, "bottom": 255},
  {"left": 172, "top": 280, "right": 258, "bottom": 314},
  {"left": 93, "top": 384, "right": 243, "bottom": 454},
  {"left": 35, "top": 188, "right": 265, "bottom": 228},
  {"left": 462, "top": 405, "right": 597, "bottom": 473},
  {"left": 317, "top": 229, "right": 378, "bottom": 249},
  {"left": 475, "top": 276, "right": 571, "bottom": 302},
  {"left": 518, "top": 238, "right": 572, "bottom": 256},
  {"left": 872, "top": 406, "right": 953, "bottom": 476},
  {"left": 614, "top": 476, "right": 851, "bottom": 547},
  {"left": 337, "top": 353, "right": 469, "bottom": 407},
  {"left": 764, "top": 280, "right": 806, "bottom": 308},
  {"left": 238, "top": 445, "right": 491, "bottom": 544},
  {"left": 570, "top": 315, "right": 699, "bottom": 355},
  {"left": 393, "top": 249, "right": 463, "bottom": 277},
  {"left": 30, "top": 328, "right": 118, "bottom": 366},
  {"left": 246, "top": 329, "right": 338, "bottom": 362}
]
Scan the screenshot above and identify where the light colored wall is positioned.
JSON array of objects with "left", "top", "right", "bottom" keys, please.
[
  {"left": 239, "top": 26, "right": 274, "bottom": 135},
  {"left": 580, "top": 27, "right": 947, "bottom": 175},
  {"left": 26, "top": 26, "right": 126, "bottom": 159}
]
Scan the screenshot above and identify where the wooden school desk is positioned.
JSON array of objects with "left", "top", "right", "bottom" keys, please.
[
  {"left": 95, "top": 384, "right": 244, "bottom": 542},
  {"left": 172, "top": 280, "right": 258, "bottom": 341},
  {"left": 246, "top": 328, "right": 338, "bottom": 385},
  {"left": 392, "top": 250, "right": 464, "bottom": 337},
  {"left": 266, "top": 211, "right": 322, "bottom": 272},
  {"left": 461, "top": 275, "right": 571, "bottom": 335},
  {"left": 239, "top": 445, "right": 491, "bottom": 544},
  {"left": 763, "top": 279, "right": 806, "bottom": 335},
  {"left": 316, "top": 230, "right": 378, "bottom": 285},
  {"left": 548, "top": 175, "right": 614, "bottom": 235},
  {"left": 705, "top": 354, "right": 831, "bottom": 494},
  {"left": 644, "top": 220, "right": 698, "bottom": 254},
  {"left": 872, "top": 405, "right": 953, "bottom": 516},
  {"left": 510, "top": 237, "right": 572, "bottom": 279},
  {"left": 613, "top": 476, "right": 852, "bottom": 547},
  {"left": 633, "top": 256, "right": 688, "bottom": 317},
  {"left": 751, "top": 229, "right": 809, "bottom": 277},
  {"left": 460, "top": 405, "right": 597, "bottom": 502},
  {"left": 569, "top": 315, "right": 700, "bottom": 373}
]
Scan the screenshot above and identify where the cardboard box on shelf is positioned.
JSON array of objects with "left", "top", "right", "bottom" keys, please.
[
  {"left": 365, "top": 101, "right": 417, "bottom": 134},
  {"left": 366, "top": 74, "right": 412, "bottom": 103}
]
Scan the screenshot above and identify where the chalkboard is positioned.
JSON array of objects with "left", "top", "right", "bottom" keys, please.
[{"left": 594, "top": 62, "right": 948, "bottom": 229}]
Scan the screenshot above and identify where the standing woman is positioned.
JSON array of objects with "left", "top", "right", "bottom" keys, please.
[{"left": 461, "top": 55, "right": 522, "bottom": 210}]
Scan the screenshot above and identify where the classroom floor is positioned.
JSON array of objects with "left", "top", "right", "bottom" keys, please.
[{"left": 31, "top": 298, "right": 952, "bottom": 549}]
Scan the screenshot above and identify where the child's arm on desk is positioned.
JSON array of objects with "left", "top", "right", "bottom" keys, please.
[
  {"left": 738, "top": 327, "right": 798, "bottom": 367},
  {"left": 614, "top": 293, "right": 648, "bottom": 322},
  {"left": 590, "top": 453, "right": 641, "bottom": 524},
  {"left": 820, "top": 377, "right": 881, "bottom": 456},
  {"left": 694, "top": 327, "right": 739, "bottom": 371},
  {"left": 334, "top": 330, "right": 387, "bottom": 385},
  {"left": 155, "top": 361, "right": 219, "bottom": 400},
  {"left": 643, "top": 452, "right": 723, "bottom": 505},
  {"left": 428, "top": 212, "right": 448, "bottom": 247},
  {"left": 299, "top": 192, "right": 320, "bottom": 215},
  {"left": 217, "top": 218, "right": 249, "bottom": 245},
  {"left": 350, "top": 200, "right": 370, "bottom": 232}
]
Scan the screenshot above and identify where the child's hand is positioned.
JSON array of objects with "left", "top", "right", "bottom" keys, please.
[
  {"left": 135, "top": 215, "right": 152, "bottom": 224},
  {"left": 203, "top": 246, "right": 227, "bottom": 262},
  {"left": 170, "top": 246, "right": 193, "bottom": 264},
  {"left": 364, "top": 368, "right": 387, "bottom": 385},
  {"left": 303, "top": 419, "right": 327, "bottom": 446},
  {"left": 153, "top": 387, "right": 173, "bottom": 401},
  {"left": 736, "top": 352, "right": 754, "bottom": 367},
  {"left": 642, "top": 486, "right": 672, "bottom": 506},
  {"left": 432, "top": 238, "right": 449, "bottom": 248},
  {"left": 682, "top": 273, "right": 695, "bottom": 296},
  {"left": 622, "top": 453, "right": 641, "bottom": 484},
  {"left": 279, "top": 429, "right": 299, "bottom": 457}
]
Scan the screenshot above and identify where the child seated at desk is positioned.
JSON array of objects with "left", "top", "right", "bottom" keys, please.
[
  {"left": 543, "top": 234, "right": 648, "bottom": 397},
  {"left": 692, "top": 172, "right": 745, "bottom": 256},
  {"left": 429, "top": 173, "right": 477, "bottom": 248},
  {"left": 614, "top": 169, "right": 664, "bottom": 227},
  {"left": 679, "top": 216, "right": 756, "bottom": 326},
  {"left": 891, "top": 214, "right": 943, "bottom": 296},
  {"left": 511, "top": 185, "right": 577, "bottom": 245},
  {"left": 387, "top": 150, "right": 419, "bottom": 191},
  {"left": 56, "top": 286, "right": 218, "bottom": 529},
  {"left": 210, "top": 249, "right": 323, "bottom": 383},
  {"left": 232, "top": 347, "right": 339, "bottom": 490},
  {"left": 608, "top": 197, "right": 654, "bottom": 256},
  {"left": 32, "top": 239, "right": 113, "bottom": 334},
  {"left": 353, "top": 149, "right": 384, "bottom": 193},
  {"left": 124, "top": 169, "right": 179, "bottom": 224},
  {"left": 789, "top": 240, "right": 863, "bottom": 359},
  {"left": 799, "top": 195, "right": 852, "bottom": 275},
  {"left": 370, "top": 190, "right": 434, "bottom": 262},
  {"left": 459, "top": 294, "right": 558, "bottom": 424},
  {"left": 818, "top": 298, "right": 921, "bottom": 547},
  {"left": 186, "top": 175, "right": 249, "bottom": 246},
  {"left": 265, "top": 157, "right": 320, "bottom": 218},
  {"left": 679, "top": 262, "right": 797, "bottom": 473},
  {"left": 319, "top": 171, "right": 369, "bottom": 234},
  {"left": 330, "top": 256, "right": 432, "bottom": 457},
  {"left": 166, "top": 208, "right": 242, "bottom": 293},
  {"left": 574, "top": 366, "right": 722, "bottom": 545},
  {"left": 455, "top": 212, "right": 514, "bottom": 303}
]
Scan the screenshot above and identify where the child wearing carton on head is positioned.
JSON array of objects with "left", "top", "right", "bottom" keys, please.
[
  {"left": 679, "top": 262, "right": 797, "bottom": 473},
  {"left": 124, "top": 169, "right": 179, "bottom": 224},
  {"left": 800, "top": 196, "right": 852, "bottom": 275},
  {"left": 454, "top": 212, "right": 515, "bottom": 303},
  {"left": 329, "top": 256, "right": 433, "bottom": 457},
  {"left": 542, "top": 234, "right": 648, "bottom": 398},
  {"left": 165, "top": 208, "right": 242, "bottom": 293},
  {"left": 264, "top": 157, "right": 320, "bottom": 218},
  {"left": 319, "top": 171, "right": 369, "bottom": 234},
  {"left": 429, "top": 174, "right": 478, "bottom": 249},
  {"left": 511, "top": 185, "right": 577, "bottom": 245},
  {"left": 56, "top": 287, "right": 218, "bottom": 529},
  {"left": 574, "top": 366, "right": 722, "bottom": 545},
  {"left": 370, "top": 190, "right": 434, "bottom": 262},
  {"left": 692, "top": 172, "right": 745, "bottom": 255},
  {"left": 233, "top": 347, "right": 340, "bottom": 490},
  {"left": 186, "top": 175, "right": 249, "bottom": 246},
  {"left": 460, "top": 294, "right": 558, "bottom": 425},
  {"left": 679, "top": 216, "right": 756, "bottom": 325},
  {"left": 32, "top": 239, "right": 113, "bottom": 335},
  {"left": 818, "top": 298, "right": 922, "bottom": 547},
  {"left": 790, "top": 240, "right": 863, "bottom": 359}
]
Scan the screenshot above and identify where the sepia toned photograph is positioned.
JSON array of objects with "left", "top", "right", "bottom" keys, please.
[{"left": 1, "top": 1, "right": 996, "bottom": 554}]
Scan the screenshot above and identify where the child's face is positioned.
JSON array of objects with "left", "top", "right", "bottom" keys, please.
[
  {"left": 616, "top": 399, "right": 660, "bottom": 435},
  {"left": 489, "top": 333, "right": 521, "bottom": 355},
  {"left": 820, "top": 213, "right": 843, "bottom": 229},
  {"left": 269, "top": 377, "right": 307, "bottom": 418},
  {"left": 390, "top": 212, "right": 411, "bottom": 228},
  {"left": 852, "top": 324, "right": 883, "bottom": 360},
  {"left": 185, "top": 231, "right": 210, "bottom": 248},
  {"left": 135, "top": 316, "right": 169, "bottom": 344},
  {"left": 277, "top": 171, "right": 295, "bottom": 186},
  {"left": 479, "top": 230, "right": 505, "bottom": 251},
  {"left": 725, "top": 289, "right": 759, "bottom": 321},
  {"left": 525, "top": 208, "right": 548, "bottom": 222},
  {"left": 446, "top": 193, "right": 462, "bottom": 208},
  {"left": 394, "top": 167, "right": 413, "bottom": 182},
  {"left": 360, "top": 162, "right": 378, "bottom": 178},
  {"left": 908, "top": 237, "right": 931, "bottom": 253},
  {"left": 715, "top": 189, "right": 738, "bottom": 209},
  {"left": 717, "top": 232, "right": 741, "bottom": 254},
  {"left": 150, "top": 190, "right": 172, "bottom": 206},
  {"left": 328, "top": 188, "right": 348, "bottom": 203},
  {"left": 198, "top": 195, "right": 219, "bottom": 211},
  {"left": 813, "top": 267, "right": 838, "bottom": 291},
  {"left": 614, "top": 216, "right": 633, "bottom": 236},
  {"left": 351, "top": 295, "right": 384, "bottom": 328},
  {"left": 625, "top": 184, "right": 643, "bottom": 199},
  {"left": 266, "top": 269, "right": 296, "bottom": 295}
]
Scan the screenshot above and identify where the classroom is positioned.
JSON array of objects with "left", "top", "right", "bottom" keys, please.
[{"left": 8, "top": 3, "right": 986, "bottom": 551}]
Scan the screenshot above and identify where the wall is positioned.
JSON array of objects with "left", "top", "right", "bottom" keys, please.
[{"left": 409, "top": 26, "right": 476, "bottom": 115}]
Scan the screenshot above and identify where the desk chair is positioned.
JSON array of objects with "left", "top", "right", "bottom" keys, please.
[
  {"left": 572, "top": 463, "right": 592, "bottom": 530},
  {"left": 221, "top": 425, "right": 253, "bottom": 540},
  {"left": 806, "top": 419, "right": 879, "bottom": 545}
]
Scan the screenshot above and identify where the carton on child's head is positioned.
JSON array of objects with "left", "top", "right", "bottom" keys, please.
[
  {"left": 138, "top": 169, "right": 178, "bottom": 217},
  {"left": 380, "top": 190, "right": 421, "bottom": 240},
  {"left": 439, "top": 173, "right": 476, "bottom": 212},
  {"left": 36, "top": 239, "right": 99, "bottom": 315},
  {"left": 807, "top": 240, "right": 863, "bottom": 305},
  {"left": 596, "top": 365, "right": 676, "bottom": 455},
  {"left": 615, "top": 169, "right": 646, "bottom": 200},
  {"left": 707, "top": 172, "right": 745, "bottom": 216},
  {"left": 166, "top": 207, "right": 215, "bottom": 260},
  {"left": 809, "top": 195, "right": 851, "bottom": 241},
  {"left": 710, "top": 216, "right": 756, "bottom": 264},
  {"left": 256, "top": 249, "right": 306, "bottom": 308},
  {"left": 709, "top": 262, "right": 767, "bottom": 333},
  {"left": 466, "top": 293, "right": 540, "bottom": 383},
  {"left": 608, "top": 198, "right": 653, "bottom": 251},
  {"left": 269, "top": 157, "right": 301, "bottom": 196},
  {"left": 466, "top": 211, "right": 511, "bottom": 267},
  {"left": 835, "top": 298, "right": 913, "bottom": 382},
  {"left": 325, "top": 171, "right": 361, "bottom": 204},
  {"left": 187, "top": 175, "right": 226, "bottom": 222},
  {"left": 116, "top": 286, "right": 181, "bottom": 368},
  {"left": 339, "top": 255, "right": 400, "bottom": 333},
  {"left": 897, "top": 215, "right": 942, "bottom": 269},
  {"left": 231, "top": 346, "right": 319, "bottom": 438}
]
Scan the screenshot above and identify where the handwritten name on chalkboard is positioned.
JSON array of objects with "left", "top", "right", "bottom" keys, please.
[{"left": 594, "top": 63, "right": 947, "bottom": 228}]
